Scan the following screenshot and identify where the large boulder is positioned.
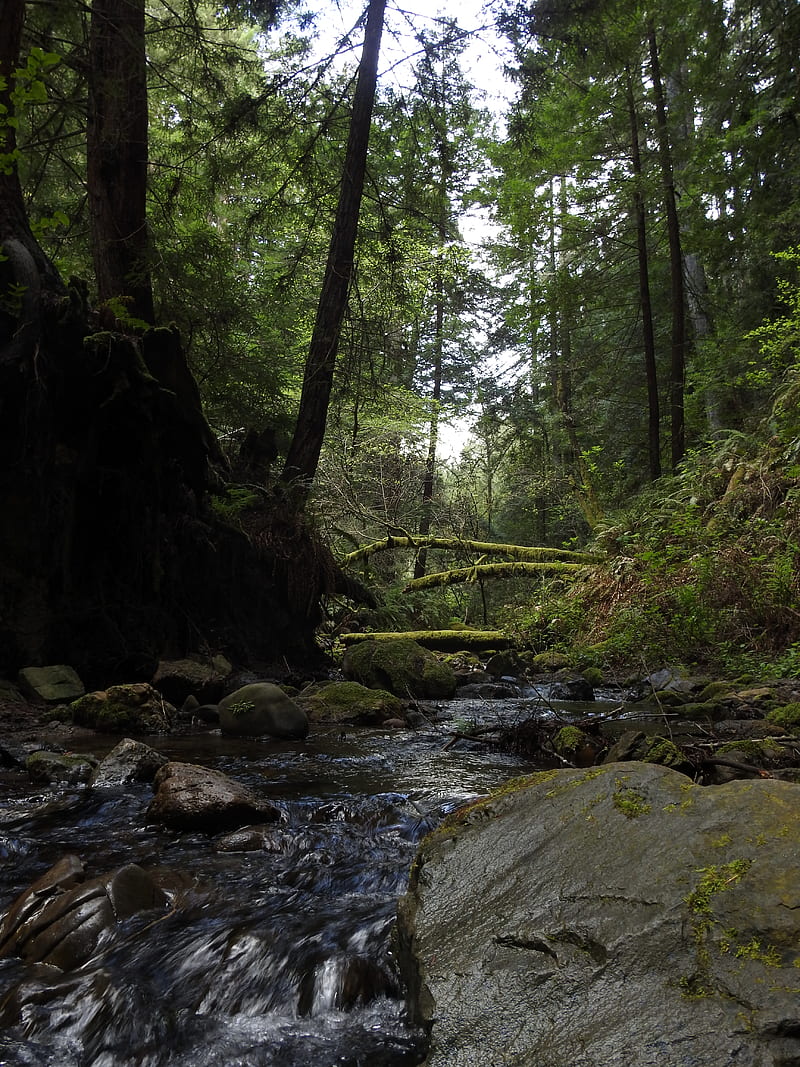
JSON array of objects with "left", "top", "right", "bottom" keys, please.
[
  {"left": 0, "top": 855, "right": 167, "bottom": 970},
  {"left": 17, "top": 665, "right": 84, "bottom": 704},
  {"left": 397, "top": 763, "right": 800, "bottom": 1067},
  {"left": 150, "top": 656, "right": 230, "bottom": 706},
  {"left": 69, "top": 683, "right": 174, "bottom": 733},
  {"left": 147, "top": 760, "right": 280, "bottom": 831},
  {"left": 342, "top": 639, "right": 456, "bottom": 699},
  {"left": 297, "top": 680, "right": 406, "bottom": 725},
  {"left": 217, "top": 682, "right": 309, "bottom": 739}
]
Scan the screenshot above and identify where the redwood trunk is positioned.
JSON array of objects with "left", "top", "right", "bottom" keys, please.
[
  {"left": 88, "top": 0, "right": 154, "bottom": 324},
  {"left": 626, "top": 66, "right": 661, "bottom": 481},
  {"left": 648, "top": 24, "right": 686, "bottom": 471}
]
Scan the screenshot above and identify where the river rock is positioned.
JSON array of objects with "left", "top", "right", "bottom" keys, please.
[
  {"left": 397, "top": 762, "right": 800, "bottom": 1067},
  {"left": 89, "top": 737, "right": 168, "bottom": 789},
  {"left": 69, "top": 683, "right": 174, "bottom": 733},
  {"left": 26, "top": 750, "right": 97, "bottom": 785},
  {"left": 342, "top": 639, "right": 456, "bottom": 699},
  {"left": 147, "top": 760, "right": 280, "bottom": 831},
  {"left": 297, "top": 680, "right": 406, "bottom": 725},
  {"left": 0, "top": 855, "right": 167, "bottom": 970},
  {"left": 217, "top": 682, "right": 309, "bottom": 738},
  {"left": 151, "top": 657, "right": 228, "bottom": 706},
  {"left": 17, "top": 665, "right": 85, "bottom": 704}
]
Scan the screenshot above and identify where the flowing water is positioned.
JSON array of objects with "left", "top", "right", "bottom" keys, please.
[{"left": 0, "top": 696, "right": 575, "bottom": 1067}]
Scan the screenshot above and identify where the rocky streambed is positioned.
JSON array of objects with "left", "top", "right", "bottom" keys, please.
[{"left": 2, "top": 651, "right": 800, "bottom": 1066}]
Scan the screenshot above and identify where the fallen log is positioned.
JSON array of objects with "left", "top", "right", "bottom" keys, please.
[
  {"left": 340, "top": 630, "right": 510, "bottom": 651},
  {"left": 404, "top": 560, "right": 583, "bottom": 591},
  {"left": 341, "top": 535, "right": 601, "bottom": 567}
]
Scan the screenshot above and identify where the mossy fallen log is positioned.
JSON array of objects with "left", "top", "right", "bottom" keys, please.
[
  {"left": 404, "top": 560, "right": 584, "bottom": 592},
  {"left": 340, "top": 630, "right": 510, "bottom": 651},
  {"left": 342, "top": 536, "right": 600, "bottom": 567}
]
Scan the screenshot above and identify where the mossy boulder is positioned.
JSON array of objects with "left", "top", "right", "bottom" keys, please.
[
  {"left": 26, "top": 750, "right": 97, "bottom": 785},
  {"left": 69, "top": 683, "right": 174, "bottom": 734},
  {"left": 297, "top": 681, "right": 406, "bottom": 725},
  {"left": 767, "top": 703, "right": 800, "bottom": 730},
  {"left": 342, "top": 639, "right": 456, "bottom": 699},
  {"left": 217, "top": 682, "right": 309, "bottom": 739},
  {"left": 397, "top": 763, "right": 800, "bottom": 1067},
  {"left": 530, "top": 650, "right": 571, "bottom": 672}
]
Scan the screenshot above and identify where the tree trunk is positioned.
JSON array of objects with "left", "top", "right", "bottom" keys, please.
[
  {"left": 87, "top": 0, "right": 154, "bottom": 324},
  {"left": 648, "top": 23, "right": 686, "bottom": 471},
  {"left": 625, "top": 65, "right": 661, "bottom": 481},
  {"left": 280, "top": 0, "right": 386, "bottom": 507},
  {"left": 0, "top": 0, "right": 64, "bottom": 364}
]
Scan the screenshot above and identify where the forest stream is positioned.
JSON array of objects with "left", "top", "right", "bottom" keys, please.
[{"left": 0, "top": 691, "right": 592, "bottom": 1067}]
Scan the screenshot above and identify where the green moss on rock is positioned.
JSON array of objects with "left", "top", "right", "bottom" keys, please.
[
  {"left": 767, "top": 703, "right": 800, "bottom": 730},
  {"left": 298, "top": 680, "right": 405, "bottom": 724}
]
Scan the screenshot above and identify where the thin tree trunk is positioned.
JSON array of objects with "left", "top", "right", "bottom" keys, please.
[
  {"left": 625, "top": 65, "right": 661, "bottom": 480},
  {"left": 648, "top": 23, "right": 686, "bottom": 471},
  {"left": 87, "top": 0, "right": 154, "bottom": 325},
  {"left": 280, "top": 0, "right": 386, "bottom": 507}
]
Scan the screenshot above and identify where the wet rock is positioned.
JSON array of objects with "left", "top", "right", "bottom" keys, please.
[
  {"left": 397, "top": 763, "right": 800, "bottom": 1067},
  {"left": 601, "top": 732, "right": 692, "bottom": 774},
  {"left": 89, "top": 737, "right": 168, "bottom": 789},
  {"left": 0, "top": 855, "right": 167, "bottom": 970},
  {"left": 147, "top": 760, "right": 280, "bottom": 831},
  {"left": 17, "top": 665, "right": 85, "bottom": 704},
  {"left": 342, "top": 638, "right": 456, "bottom": 700},
  {"left": 217, "top": 682, "right": 309, "bottom": 739},
  {"left": 299, "top": 955, "right": 397, "bottom": 1014},
  {"left": 297, "top": 680, "right": 406, "bottom": 725},
  {"left": 550, "top": 676, "right": 595, "bottom": 701},
  {"left": 214, "top": 825, "right": 286, "bottom": 853},
  {"left": 484, "top": 650, "right": 526, "bottom": 680},
  {"left": 26, "top": 750, "right": 97, "bottom": 785},
  {"left": 454, "top": 669, "right": 492, "bottom": 688},
  {"left": 440, "top": 682, "right": 516, "bottom": 700},
  {"left": 151, "top": 657, "right": 228, "bottom": 706},
  {"left": 69, "top": 683, "right": 175, "bottom": 734},
  {"left": 552, "top": 725, "right": 602, "bottom": 766}
]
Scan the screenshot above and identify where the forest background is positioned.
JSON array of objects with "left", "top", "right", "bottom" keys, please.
[{"left": 1, "top": 0, "right": 799, "bottom": 682}]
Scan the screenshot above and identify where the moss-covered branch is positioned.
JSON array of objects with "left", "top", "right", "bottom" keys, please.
[
  {"left": 342, "top": 535, "right": 601, "bottom": 566},
  {"left": 404, "top": 560, "right": 584, "bottom": 591},
  {"left": 340, "top": 630, "right": 510, "bottom": 650}
]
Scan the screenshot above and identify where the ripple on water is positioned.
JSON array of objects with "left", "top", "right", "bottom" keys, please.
[{"left": 0, "top": 716, "right": 537, "bottom": 1065}]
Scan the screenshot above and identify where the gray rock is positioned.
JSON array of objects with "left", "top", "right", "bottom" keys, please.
[
  {"left": 0, "top": 855, "right": 167, "bottom": 970},
  {"left": 397, "top": 762, "right": 800, "bottom": 1067},
  {"left": 89, "top": 737, "right": 168, "bottom": 789},
  {"left": 147, "top": 760, "right": 280, "bottom": 831},
  {"left": 217, "top": 682, "right": 308, "bottom": 739},
  {"left": 17, "top": 665, "right": 85, "bottom": 704}
]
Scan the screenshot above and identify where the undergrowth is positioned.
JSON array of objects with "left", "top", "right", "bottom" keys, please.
[{"left": 507, "top": 407, "right": 800, "bottom": 677}]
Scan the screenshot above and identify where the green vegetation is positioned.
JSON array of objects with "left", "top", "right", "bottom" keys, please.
[
  {"left": 612, "top": 783, "right": 652, "bottom": 819},
  {"left": 2, "top": 0, "right": 799, "bottom": 676}
]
